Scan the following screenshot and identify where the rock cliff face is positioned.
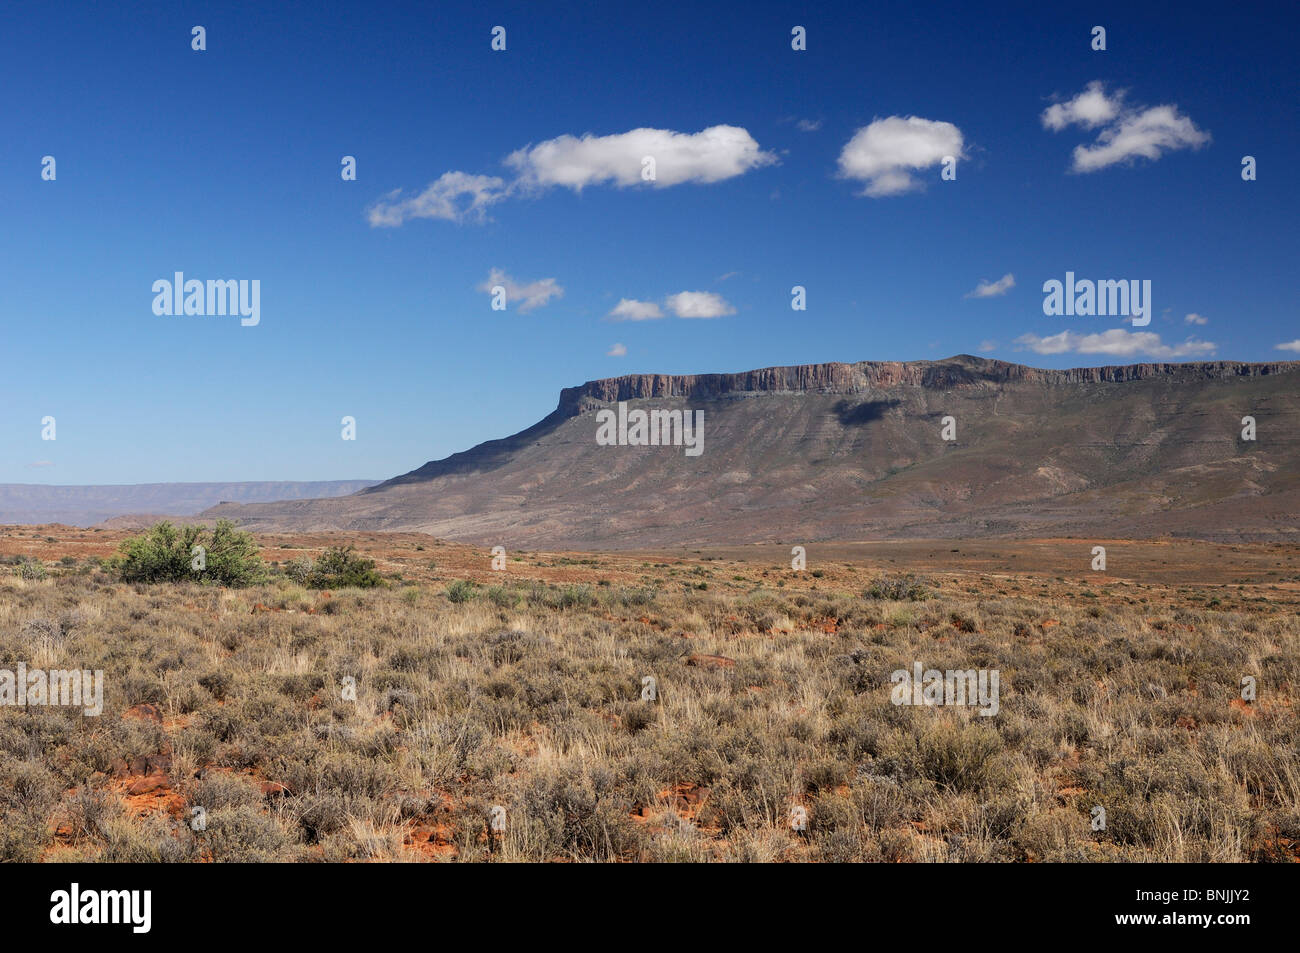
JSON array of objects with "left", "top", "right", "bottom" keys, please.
[
  {"left": 559, "top": 356, "right": 1300, "bottom": 413},
  {"left": 205, "top": 355, "right": 1300, "bottom": 548}
]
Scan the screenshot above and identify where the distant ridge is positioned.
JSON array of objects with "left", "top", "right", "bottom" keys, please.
[
  {"left": 186, "top": 354, "right": 1300, "bottom": 547},
  {"left": 0, "top": 480, "right": 381, "bottom": 527}
]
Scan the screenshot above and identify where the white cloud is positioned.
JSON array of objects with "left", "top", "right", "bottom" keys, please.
[
  {"left": 607, "top": 298, "right": 664, "bottom": 321},
  {"left": 1184, "top": 312, "right": 1208, "bottom": 325},
  {"left": 1014, "top": 329, "right": 1216, "bottom": 359},
  {"left": 27, "top": 460, "right": 54, "bottom": 468},
  {"left": 506, "top": 125, "right": 777, "bottom": 190},
  {"left": 977, "top": 340, "right": 997, "bottom": 353},
  {"left": 796, "top": 119, "right": 822, "bottom": 132},
  {"left": 367, "top": 172, "right": 507, "bottom": 226},
  {"left": 477, "top": 268, "right": 564, "bottom": 313},
  {"left": 612, "top": 290, "right": 736, "bottom": 320},
  {"left": 837, "top": 116, "right": 965, "bottom": 197},
  {"left": 664, "top": 291, "right": 735, "bottom": 319},
  {"left": 1041, "top": 81, "right": 1122, "bottom": 131},
  {"left": 1042, "top": 82, "right": 1210, "bottom": 173},
  {"left": 1073, "top": 107, "right": 1210, "bottom": 172},
  {"left": 607, "top": 343, "right": 627, "bottom": 357},
  {"left": 966, "top": 273, "right": 1016, "bottom": 298},
  {"left": 1275, "top": 340, "right": 1300, "bottom": 353},
  {"left": 370, "top": 126, "right": 775, "bottom": 227}
]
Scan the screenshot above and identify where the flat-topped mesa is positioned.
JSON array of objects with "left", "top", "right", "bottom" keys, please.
[
  {"left": 212, "top": 350, "right": 1300, "bottom": 544},
  {"left": 557, "top": 355, "right": 1300, "bottom": 413}
]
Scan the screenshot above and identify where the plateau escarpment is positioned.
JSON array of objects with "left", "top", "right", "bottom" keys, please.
[{"left": 204, "top": 355, "right": 1300, "bottom": 548}]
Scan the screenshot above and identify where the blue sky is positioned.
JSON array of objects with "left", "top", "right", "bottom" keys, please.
[{"left": 2, "top": 0, "right": 1296, "bottom": 484}]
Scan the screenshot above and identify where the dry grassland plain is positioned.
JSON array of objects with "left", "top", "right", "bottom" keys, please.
[{"left": 1, "top": 526, "right": 1296, "bottom": 863}]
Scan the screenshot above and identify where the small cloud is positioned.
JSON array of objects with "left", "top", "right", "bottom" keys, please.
[
  {"left": 1184, "top": 312, "right": 1209, "bottom": 325},
  {"left": 1275, "top": 340, "right": 1300, "bottom": 353},
  {"left": 606, "top": 343, "right": 627, "bottom": 357},
  {"left": 607, "top": 298, "right": 664, "bottom": 321},
  {"left": 966, "top": 273, "right": 1016, "bottom": 299},
  {"left": 1041, "top": 81, "right": 1122, "bottom": 131},
  {"left": 716, "top": 271, "right": 740, "bottom": 282},
  {"left": 795, "top": 119, "right": 822, "bottom": 132},
  {"left": 1042, "top": 81, "right": 1210, "bottom": 173},
  {"left": 664, "top": 291, "right": 736, "bottom": 319},
  {"left": 27, "top": 460, "right": 54, "bottom": 468},
  {"left": 977, "top": 340, "right": 997, "bottom": 353},
  {"left": 1014, "top": 329, "right": 1216, "bottom": 359},
  {"left": 477, "top": 268, "right": 564, "bottom": 313},
  {"left": 368, "top": 172, "right": 507, "bottom": 226},
  {"left": 837, "top": 116, "right": 965, "bottom": 197}
]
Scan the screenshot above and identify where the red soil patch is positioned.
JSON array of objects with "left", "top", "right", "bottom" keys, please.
[
  {"left": 1258, "top": 829, "right": 1300, "bottom": 862},
  {"left": 123, "top": 703, "right": 163, "bottom": 725},
  {"left": 632, "top": 782, "right": 716, "bottom": 833},
  {"left": 403, "top": 792, "right": 459, "bottom": 860},
  {"left": 404, "top": 823, "right": 458, "bottom": 859},
  {"left": 114, "top": 774, "right": 186, "bottom": 820}
]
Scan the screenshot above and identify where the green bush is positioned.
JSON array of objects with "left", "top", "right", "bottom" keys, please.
[
  {"left": 14, "top": 558, "right": 47, "bottom": 580},
  {"left": 117, "top": 520, "right": 263, "bottom": 587},
  {"left": 284, "top": 556, "right": 315, "bottom": 585},
  {"left": 303, "top": 546, "right": 383, "bottom": 589},
  {"left": 557, "top": 585, "right": 595, "bottom": 609},
  {"left": 447, "top": 580, "right": 477, "bottom": 603},
  {"left": 486, "top": 585, "right": 519, "bottom": 608}
]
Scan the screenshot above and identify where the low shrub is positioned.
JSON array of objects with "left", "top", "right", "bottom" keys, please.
[
  {"left": 866, "top": 575, "right": 929, "bottom": 601},
  {"left": 117, "top": 520, "right": 263, "bottom": 587},
  {"left": 300, "top": 546, "right": 383, "bottom": 589},
  {"left": 447, "top": 580, "right": 477, "bottom": 603}
]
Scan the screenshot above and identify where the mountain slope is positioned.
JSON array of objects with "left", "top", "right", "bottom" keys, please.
[{"left": 204, "top": 355, "right": 1300, "bottom": 547}]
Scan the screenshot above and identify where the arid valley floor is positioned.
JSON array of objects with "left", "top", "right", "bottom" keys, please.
[{"left": 2, "top": 526, "right": 1297, "bottom": 862}]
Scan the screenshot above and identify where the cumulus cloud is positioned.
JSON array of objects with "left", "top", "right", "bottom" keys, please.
[
  {"left": 1042, "top": 82, "right": 1210, "bottom": 173},
  {"left": 607, "top": 298, "right": 664, "bottom": 321},
  {"left": 370, "top": 126, "right": 775, "bottom": 226},
  {"left": 1014, "top": 329, "right": 1216, "bottom": 359},
  {"left": 1041, "top": 81, "right": 1122, "bottom": 131},
  {"left": 837, "top": 116, "right": 965, "bottom": 197},
  {"left": 664, "top": 291, "right": 735, "bottom": 319},
  {"left": 477, "top": 268, "right": 564, "bottom": 313},
  {"left": 1184, "top": 312, "right": 1209, "bottom": 325},
  {"left": 607, "top": 343, "right": 627, "bottom": 357},
  {"left": 1073, "top": 107, "right": 1211, "bottom": 172},
  {"left": 966, "top": 273, "right": 1016, "bottom": 298},
  {"left": 506, "top": 125, "right": 776, "bottom": 190},
  {"left": 367, "top": 172, "right": 507, "bottom": 226},
  {"left": 1275, "top": 340, "right": 1300, "bottom": 353}
]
